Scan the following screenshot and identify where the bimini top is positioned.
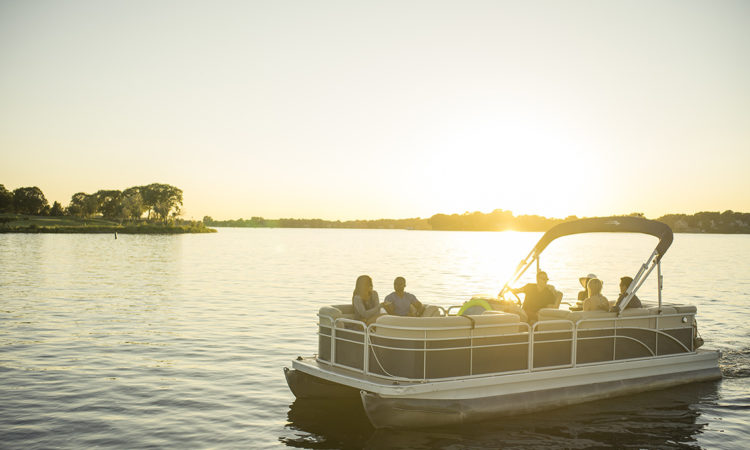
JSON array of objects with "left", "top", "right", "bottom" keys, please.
[{"left": 532, "top": 216, "right": 674, "bottom": 262}]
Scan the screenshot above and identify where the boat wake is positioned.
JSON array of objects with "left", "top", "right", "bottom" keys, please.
[{"left": 719, "top": 348, "right": 750, "bottom": 378}]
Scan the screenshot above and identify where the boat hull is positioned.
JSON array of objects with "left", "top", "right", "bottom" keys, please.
[
  {"left": 284, "top": 366, "right": 360, "bottom": 400},
  {"left": 361, "top": 366, "right": 720, "bottom": 428},
  {"left": 290, "top": 349, "right": 721, "bottom": 429}
]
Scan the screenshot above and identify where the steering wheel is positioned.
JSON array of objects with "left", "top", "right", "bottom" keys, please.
[{"left": 500, "top": 288, "right": 523, "bottom": 306}]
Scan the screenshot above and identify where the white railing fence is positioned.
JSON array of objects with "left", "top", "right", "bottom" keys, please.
[{"left": 316, "top": 312, "right": 696, "bottom": 383}]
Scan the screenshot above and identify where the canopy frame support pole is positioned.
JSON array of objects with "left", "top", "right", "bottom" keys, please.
[
  {"left": 657, "top": 259, "right": 663, "bottom": 312},
  {"left": 618, "top": 249, "right": 659, "bottom": 313}
]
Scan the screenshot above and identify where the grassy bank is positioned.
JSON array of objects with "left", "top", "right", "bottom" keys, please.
[{"left": 0, "top": 214, "right": 216, "bottom": 234}]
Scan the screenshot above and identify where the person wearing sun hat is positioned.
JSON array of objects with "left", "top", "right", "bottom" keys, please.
[{"left": 577, "top": 273, "right": 598, "bottom": 301}]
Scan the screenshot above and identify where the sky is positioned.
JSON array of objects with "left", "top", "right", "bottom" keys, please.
[{"left": 1, "top": 0, "right": 748, "bottom": 221}]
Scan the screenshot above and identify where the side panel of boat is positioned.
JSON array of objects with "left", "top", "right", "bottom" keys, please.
[
  {"left": 361, "top": 366, "right": 721, "bottom": 429},
  {"left": 284, "top": 367, "right": 360, "bottom": 400}
]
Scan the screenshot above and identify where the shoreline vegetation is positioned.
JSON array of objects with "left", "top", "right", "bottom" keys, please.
[
  {"left": 2, "top": 184, "right": 747, "bottom": 235},
  {"left": 0, "top": 183, "right": 214, "bottom": 234},
  {"left": 203, "top": 210, "right": 750, "bottom": 234},
  {"left": 0, "top": 214, "right": 214, "bottom": 234}
]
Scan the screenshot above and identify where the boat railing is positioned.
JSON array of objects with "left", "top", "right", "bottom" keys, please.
[
  {"left": 445, "top": 305, "right": 462, "bottom": 315},
  {"left": 316, "top": 310, "right": 696, "bottom": 382},
  {"left": 567, "top": 314, "right": 694, "bottom": 363},
  {"left": 366, "top": 321, "right": 532, "bottom": 381}
]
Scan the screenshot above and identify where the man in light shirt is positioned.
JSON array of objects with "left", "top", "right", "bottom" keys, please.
[{"left": 383, "top": 277, "right": 424, "bottom": 317}]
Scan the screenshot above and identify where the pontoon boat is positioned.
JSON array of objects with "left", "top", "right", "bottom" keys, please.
[{"left": 284, "top": 217, "right": 721, "bottom": 428}]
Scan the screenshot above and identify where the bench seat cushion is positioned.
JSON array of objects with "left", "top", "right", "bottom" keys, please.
[{"left": 374, "top": 313, "right": 521, "bottom": 339}]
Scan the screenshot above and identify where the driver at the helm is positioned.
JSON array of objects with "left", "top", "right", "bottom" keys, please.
[{"left": 510, "top": 271, "right": 561, "bottom": 322}]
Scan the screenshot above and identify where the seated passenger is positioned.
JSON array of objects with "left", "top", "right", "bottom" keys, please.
[
  {"left": 511, "top": 271, "right": 561, "bottom": 322},
  {"left": 582, "top": 278, "right": 609, "bottom": 311},
  {"left": 615, "top": 276, "right": 642, "bottom": 310},
  {"left": 577, "top": 273, "right": 597, "bottom": 301},
  {"left": 383, "top": 276, "right": 424, "bottom": 317},
  {"left": 352, "top": 274, "right": 381, "bottom": 325}
]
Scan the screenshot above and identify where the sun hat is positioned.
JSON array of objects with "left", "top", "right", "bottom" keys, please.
[{"left": 579, "top": 273, "right": 598, "bottom": 287}]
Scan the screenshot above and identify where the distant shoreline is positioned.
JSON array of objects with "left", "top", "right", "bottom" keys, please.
[
  {"left": 0, "top": 226, "right": 215, "bottom": 234},
  {"left": 205, "top": 224, "right": 748, "bottom": 235},
  {"left": 0, "top": 214, "right": 216, "bottom": 234},
  {"left": 4, "top": 210, "right": 747, "bottom": 235},
  {"left": 203, "top": 210, "right": 750, "bottom": 234}
]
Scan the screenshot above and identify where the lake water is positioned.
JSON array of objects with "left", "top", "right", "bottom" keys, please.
[{"left": 1, "top": 228, "right": 748, "bottom": 449}]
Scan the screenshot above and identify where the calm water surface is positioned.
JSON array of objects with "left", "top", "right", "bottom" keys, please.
[{"left": 1, "top": 229, "right": 748, "bottom": 448}]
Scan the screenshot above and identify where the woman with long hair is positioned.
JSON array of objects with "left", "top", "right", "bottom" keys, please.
[
  {"left": 352, "top": 274, "right": 381, "bottom": 324},
  {"left": 583, "top": 277, "right": 610, "bottom": 312}
]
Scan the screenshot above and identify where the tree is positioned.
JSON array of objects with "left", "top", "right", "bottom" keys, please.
[
  {"left": 0, "top": 184, "right": 12, "bottom": 213},
  {"left": 95, "top": 190, "right": 123, "bottom": 219},
  {"left": 68, "top": 192, "right": 98, "bottom": 218},
  {"left": 49, "top": 201, "right": 65, "bottom": 216},
  {"left": 12, "top": 186, "right": 48, "bottom": 215},
  {"left": 121, "top": 187, "right": 145, "bottom": 221},
  {"left": 140, "top": 183, "right": 183, "bottom": 223}
]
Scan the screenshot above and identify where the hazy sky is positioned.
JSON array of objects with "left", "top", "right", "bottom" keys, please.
[{"left": 1, "top": 0, "right": 748, "bottom": 220}]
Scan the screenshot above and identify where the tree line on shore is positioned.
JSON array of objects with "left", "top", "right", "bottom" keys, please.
[
  {"left": 201, "top": 210, "right": 576, "bottom": 231},
  {"left": 5, "top": 182, "right": 746, "bottom": 234},
  {"left": 657, "top": 211, "right": 750, "bottom": 234},
  {"left": 202, "top": 216, "right": 433, "bottom": 230},
  {"left": 204, "top": 209, "right": 750, "bottom": 233},
  {"left": 0, "top": 183, "right": 184, "bottom": 224}
]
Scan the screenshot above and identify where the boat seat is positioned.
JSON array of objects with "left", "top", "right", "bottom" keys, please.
[
  {"left": 332, "top": 304, "right": 355, "bottom": 315},
  {"left": 317, "top": 305, "right": 366, "bottom": 366},
  {"left": 373, "top": 313, "right": 522, "bottom": 339},
  {"left": 318, "top": 305, "right": 361, "bottom": 330},
  {"left": 319, "top": 305, "right": 345, "bottom": 322},
  {"left": 319, "top": 305, "right": 356, "bottom": 320},
  {"left": 670, "top": 304, "right": 697, "bottom": 314},
  {"left": 535, "top": 309, "right": 573, "bottom": 331},
  {"left": 619, "top": 307, "right": 653, "bottom": 315},
  {"left": 491, "top": 302, "right": 529, "bottom": 323},
  {"left": 535, "top": 309, "right": 618, "bottom": 331},
  {"left": 421, "top": 304, "right": 442, "bottom": 317},
  {"left": 319, "top": 303, "right": 447, "bottom": 332},
  {"left": 647, "top": 306, "right": 695, "bottom": 329},
  {"left": 536, "top": 308, "right": 660, "bottom": 331},
  {"left": 574, "top": 310, "right": 642, "bottom": 329}
]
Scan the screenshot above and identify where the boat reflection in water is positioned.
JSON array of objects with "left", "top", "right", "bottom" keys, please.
[
  {"left": 282, "top": 380, "right": 720, "bottom": 449},
  {"left": 282, "top": 397, "right": 373, "bottom": 449}
]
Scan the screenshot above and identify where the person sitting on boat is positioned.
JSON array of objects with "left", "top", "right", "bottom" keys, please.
[
  {"left": 582, "top": 277, "right": 609, "bottom": 311},
  {"left": 511, "top": 271, "right": 561, "bottom": 322},
  {"left": 352, "top": 274, "right": 381, "bottom": 325},
  {"left": 613, "top": 276, "right": 642, "bottom": 311},
  {"left": 570, "top": 273, "right": 597, "bottom": 311},
  {"left": 383, "top": 276, "right": 424, "bottom": 317},
  {"left": 578, "top": 273, "right": 597, "bottom": 301}
]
